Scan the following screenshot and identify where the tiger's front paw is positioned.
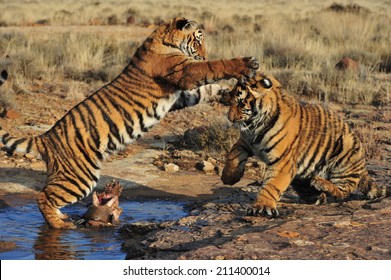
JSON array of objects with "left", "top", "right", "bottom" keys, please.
[
  {"left": 246, "top": 206, "right": 279, "bottom": 217},
  {"left": 242, "top": 57, "right": 259, "bottom": 78},
  {"left": 246, "top": 198, "right": 279, "bottom": 217}
]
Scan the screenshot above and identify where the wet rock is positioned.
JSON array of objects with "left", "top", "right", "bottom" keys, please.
[
  {"left": 123, "top": 237, "right": 148, "bottom": 259},
  {"left": 120, "top": 221, "right": 163, "bottom": 259},
  {"left": 177, "top": 216, "right": 199, "bottom": 227},
  {"left": 0, "top": 241, "right": 16, "bottom": 252},
  {"left": 119, "top": 221, "right": 160, "bottom": 237}
]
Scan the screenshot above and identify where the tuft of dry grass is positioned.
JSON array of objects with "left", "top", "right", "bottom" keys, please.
[
  {"left": 354, "top": 123, "right": 384, "bottom": 160},
  {"left": 183, "top": 124, "right": 239, "bottom": 156}
]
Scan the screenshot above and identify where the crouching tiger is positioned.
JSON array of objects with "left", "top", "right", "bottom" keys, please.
[
  {"left": 0, "top": 17, "right": 258, "bottom": 229},
  {"left": 221, "top": 72, "right": 386, "bottom": 216}
]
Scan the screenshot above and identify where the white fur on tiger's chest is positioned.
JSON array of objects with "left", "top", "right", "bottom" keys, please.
[
  {"left": 156, "top": 91, "right": 181, "bottom": 118},
  {"left": 134, "top": 91, "right": 180, "bottom": 135}
]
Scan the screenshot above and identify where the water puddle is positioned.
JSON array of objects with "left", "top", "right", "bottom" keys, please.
[{"left": 0, "top": 199, "right": 188, "bottom": 260}]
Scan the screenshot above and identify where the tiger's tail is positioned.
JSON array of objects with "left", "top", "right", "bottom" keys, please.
[
  {"left": 0, "top": 69, "right": 43, "bottom": 158},
  {"left": 0, "top": 128, "right": 43, "bottom": 159}
]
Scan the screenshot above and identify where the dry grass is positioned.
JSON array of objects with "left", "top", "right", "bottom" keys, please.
[
  {"left": 1, "top": 0, "right": 390, "bottom": 104},
  {"left": 0, "top": 0, "right": 390, "bottom": 160},
  {"left": 0, "top": 26, "right": 144, "bottom": 97},
  {"left": 183, "top": 124, "right": 240, "bottom": 156},
  {"left": 354, "top": 123, "right": 384, "bottom": 160}
]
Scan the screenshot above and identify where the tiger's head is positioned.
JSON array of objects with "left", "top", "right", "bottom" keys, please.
[
  {"left": 226, "top": 72, "right": 281, "bottom": 126},
  {"left": 161, "top": 17, "right": 206, "bottom": 60}
]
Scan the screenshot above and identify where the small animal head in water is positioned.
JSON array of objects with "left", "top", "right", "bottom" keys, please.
[{"left": 82, "top": 191, "right": 122, "bottom": 227}]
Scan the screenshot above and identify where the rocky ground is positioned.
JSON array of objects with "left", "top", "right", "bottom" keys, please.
[
  {"left": 121, "top": 185, "right": 391, "bottom": 260},
  {"left": 0, "top": 83, "right": 390, "bottom": 259}
]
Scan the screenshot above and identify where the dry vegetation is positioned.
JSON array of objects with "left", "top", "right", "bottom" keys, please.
[
  {"left": 0, "top": 0, "right": 390, "bottom": 103},
  {"left": 0, "top": 0, "right": 390, "bottom": 161}
]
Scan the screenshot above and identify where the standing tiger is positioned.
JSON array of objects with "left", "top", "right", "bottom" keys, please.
[
  {"left": 0, "top": 17, "right": 258, "bottom": 229},
  {"left": 222, "top": 72, "right": 386, "bottom": 216}
]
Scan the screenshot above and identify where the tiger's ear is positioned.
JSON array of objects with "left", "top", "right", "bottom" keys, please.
[
  {"left": 176, "top": 19, "right": 198, "bottom": 31},
  {"left": 250, "top": 77, "right": 272, "bottom": 99},
  {"left": 259, "top": 78, "right": 273, "bottom": 89}
]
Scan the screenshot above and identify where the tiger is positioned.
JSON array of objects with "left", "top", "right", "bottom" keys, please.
[
  {"left": 0, "top": 17, "right": 259, "bottom": 229},
  {"left": 221, "top": 72, "right": 387, "bottom": 216}
]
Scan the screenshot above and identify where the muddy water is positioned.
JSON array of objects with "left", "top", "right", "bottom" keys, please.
[{"left": 0, "top": 200, "right": 187, "bottom": 260}]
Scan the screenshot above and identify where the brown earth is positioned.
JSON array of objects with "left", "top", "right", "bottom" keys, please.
[{"left": 0, "top": 77, "right": 390, "bottom": 258}]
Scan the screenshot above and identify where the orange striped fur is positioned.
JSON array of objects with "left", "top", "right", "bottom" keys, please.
[
  {"left": 0, "top": 18, "right": 258, "bottom": 228},
  {"left": 222, "top": 72, "right": 386, "bottom": 216}
]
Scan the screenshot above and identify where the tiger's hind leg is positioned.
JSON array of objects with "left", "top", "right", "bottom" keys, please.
[
  {"left": 310, "top": 171, "right": 386, "bottom": 204},
  {"left": 37, "top": 192, "right": 77, "bottom": 229},
  {"left": 310, "top": 176, "right": 356, "bottom": 203},
  {"left": 291, "top": 180, "right": 327, "bottom": 205},
  {"left": 36, "top": 177, "right": 95, "bottom": 229}
]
